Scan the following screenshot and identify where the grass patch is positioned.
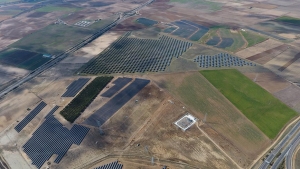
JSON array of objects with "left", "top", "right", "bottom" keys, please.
[
  {"left": 136, "top": 18, "right": 158, "bottom": 27},
  {"left": 241, "top": 31, "right": 267, "bottom": 47},
  {"left": 36, "top": 5, "right": 81, "bottom": 13},
  {"left": 276, "top": 16, "right": 300, "bottom": 26},
  {"left": 219, "top": 28, "right": 245, "bottom": 52},
  {"left": 201, "top": 69, "right": 297, "bottom": 139},
  {"left": 170, "top": 0, "right": 222, "bottom": 11},
  {"left": 60, "top": 76, "right": 113, "bottom": 123}
]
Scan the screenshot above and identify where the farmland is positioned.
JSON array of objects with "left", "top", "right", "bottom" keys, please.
[
  {"left": 36, "top": 5, "right": 81, "bottom": 13},
  {"left": 60, "top": 76, "right": 113, "bottom": 123},
  {"left": 241, "top": 30, "right": 267, "bottom": 47},
  {"left": 148, "top": 72, "right": 270, "bottom": 167},
  {"left": 0, "top": 48, "right": 50, "bottom": 70},
  {"left": 201, "top": 69, "right": 297, "bottom": 139},
  {"left": 136, "top": 17, "right": 158, "bottom": 26},
  {"left": 9, "top": 24, "right": 95, "bottom": 55},
  {"left": 275, "top": 16, "right": 300, "bottom": 26},
  {"left": 170, "top": 0, "right": 223, "bottom": 11}
]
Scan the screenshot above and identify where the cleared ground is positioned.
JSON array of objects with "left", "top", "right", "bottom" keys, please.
[
  {"left": 201, "top": 69, "right": 297, "bottom": 139},
  {"left": 55, "top": 82, "right": 236, "bottom": 169},
  {"left": 148, "top": 72, "right": 270, "bottom": 168}
]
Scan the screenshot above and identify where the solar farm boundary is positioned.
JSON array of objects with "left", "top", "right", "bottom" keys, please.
[
  {"left": 75, "top": 154, "right": 199, "bottom": 169},
  {"left": 23, "top": 105, "right": 90, "bottom": 169},
  {"left": 14, "top": 101, "right": 47, "bottom": 133},
  {"left": 84, "top": 78, "right": 150, "bottom": 127}
]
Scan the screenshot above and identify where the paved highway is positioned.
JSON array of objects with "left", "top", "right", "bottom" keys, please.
[
  {"left": 286, "top": 135, "right": 300, "bottom": 169},
  {"left": 259, "top": 120, "right": 300, "bottom": 169},
  {"left": 0, "top": 0, "right": 154, "bottom": 99}
]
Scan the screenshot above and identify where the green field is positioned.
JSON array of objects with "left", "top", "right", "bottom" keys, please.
[
  {"left": 241, "top": 30, "right": 267, "bottom": 47},
  {"left": 170, "top": 0, "right": 222, "bottom": 11},
  {"left": 201, "top": 69, "right": 297, "bottom": 139},
  {"left": 219, "top": 28, "right": 245, "bottom": 52},
  {"left": 36, "top": 5, "right": 81, "bottom": 13},
  {"left": 60, "top": 76, "right": 113, "bottom": 123},
  {"left": 0, "top": 48, "right": 50, "bottom": 70},
  {"left": 9, "top": 24, "right": 94, "bottom": 55},
  {"left": 276, "top": 16, "right": 300, "bottom": 26}
]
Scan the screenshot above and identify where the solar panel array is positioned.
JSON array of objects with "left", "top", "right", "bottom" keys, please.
[
  {"left": 85, "top": 78, "right": 150, "bottom": 127},
  {"left": 14, "top": 101, "right": 47, "bottom": 133},
  {"left": 62, "top": 78, "right": 90, "bottom": 97},
  {"left": 101, "top": 77, "right": 132, "bottom": 97},
  {"left": 94, "top": 161, "right": 123, "bottom": 169},
  {"left": 81, "top": 32, "right": 192, "bottom": 74},
  {"left": 22, "top": 106, "right": 90, "bottom": 169},
  {"left": 194, "top": 53, "right": 256, "bottom": 68}
]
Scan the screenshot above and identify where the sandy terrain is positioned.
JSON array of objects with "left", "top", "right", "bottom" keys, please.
[
  {"left": 61, "top": 31, "right": 123, "bottom": 64},
  {"left": 236, "top": 39, "right": 283, "bottom": 59},
  {"left": 0, "top": 64, "right": 28, "bottom": 85},
  {"left": 0, "top": 89, "right": 40, "bottom": 132}
]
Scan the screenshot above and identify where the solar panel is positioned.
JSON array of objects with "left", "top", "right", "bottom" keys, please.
[
  {"left": 94, "top": 161, "right": 123, "bottom": 169},
  {"left": 22, "top": 106, "right": 89, "bottom": 169},
  {"left": 101, "top": 77, "right": 132, "bottom": 97},
  {"left": 15, "top": 101, "right": 47, "bottom": 133},
  {"left": 84, "top": 78, "right": 150, "bottom": 127},
  {"left": 62, "top": 78, "right": 90, "bottom": 97}
]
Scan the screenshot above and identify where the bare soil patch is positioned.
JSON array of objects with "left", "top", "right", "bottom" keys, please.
[
  {"left": 278, "top": 52, "right": 300, "bottom": 72},
  {"left": 236, "top": 39, "right": 283, "bottom": 59},
  {"left": 244, "top": 3, "right": 278, "bottom": 9},
  {"left": 246, "top": 44, "right": 289, "bottom": 65},
  {"left": 0, "top": 88, "right": 40, "bottom": 132},
  {"left": 274, "top": 85, "right": 300, "bottom": 112},
  {"left": 244, "top": 72, "right": 291, "bottom": 94},
  {"left": 147, "top": 72, "right": 271, "bottom": 168},
  {"left": 62, "top": 31, "right": 123, "bottom": 64}
]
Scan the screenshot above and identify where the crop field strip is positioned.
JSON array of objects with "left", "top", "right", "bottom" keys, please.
[
  {"left": 80, "top": 32, "right": 192, "bottom": 74},
  {"left": 22, "top": 106, "right": 89, "bottom": 169},
  {"left": 136, "top": 17, "right": 158, "bottom": 26},
  {"left": 62, "top": 78, "right": 90, "bottom": 97},
  {"left": 84, "top": 78, "right": 150, "bottom": 127},
  {"left": 194, "top": 53, "right": 255, "bottom": 68},
  {"left": 14, "top": 101, "right": 47, "bottom": 133},
  {"left": 60, "top": 76, "right": 113, "bottom": 122},
  {"left": 101, "top": 77, "right": 132, "bottom": 98},
  {"left": 201, "top": 69, "right": 298, "bottom": 139},
  {"left": 278, "top": 52, "right": 300, "bottom": 72},
  {"left": 246, "top": 44, "right": 289, "bottom": 64},
  {"left": 94, "top": 161, "right": 123, "bottom": 169}
]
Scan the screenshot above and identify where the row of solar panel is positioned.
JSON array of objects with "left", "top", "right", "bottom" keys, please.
[
  {"left": 81, "top": 34, "right": 192, "bottom": 74},
  {"left": 194, "top": 54, "right": 256, "bottom": 68},
  {"left": 14, "top": 101, "right": 47, "bottom": 132},
  {"left": 101, "top": 77, "right": 132, "bottom": 97},
  {"left": 62, "top": 78, "right": 90, "bottom": 97},
  {"left": 94, "top": 161, "right": 123, "bottom": 169},
  {"left": 84, "top": 78, "right": 150, "bottom": 127},
  {"left": 23, "top": 106, "right": 90, "bottom": 169}
]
